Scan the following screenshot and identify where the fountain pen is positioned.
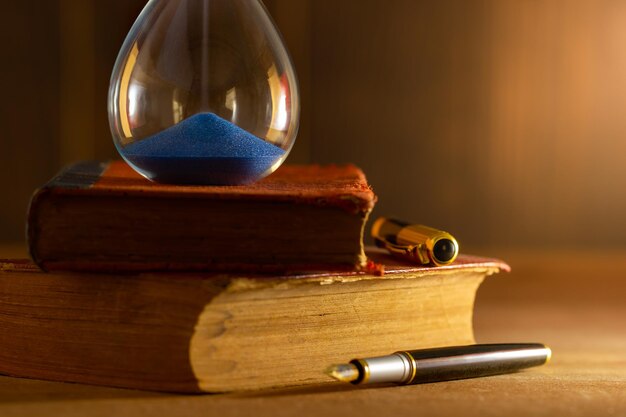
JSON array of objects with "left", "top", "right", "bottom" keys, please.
[{"left": 326, "top": 343, "right": 551, "bottom": 385}]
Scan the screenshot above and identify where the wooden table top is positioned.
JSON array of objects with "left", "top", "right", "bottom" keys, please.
[{"left": 0, "top": 246, "right": 624, "bottom": 417}]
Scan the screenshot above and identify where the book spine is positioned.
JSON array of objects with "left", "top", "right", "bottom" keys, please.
[
  {"left": 27, "top": 162, "right": 109, "bottom": 270},
  {"left": 40, "top": 161, "right": 110, "bottom": 190}
]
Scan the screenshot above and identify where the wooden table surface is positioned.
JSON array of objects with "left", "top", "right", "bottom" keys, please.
[{"left": 0, "top": 247, "right": 624, "bottom": 417}]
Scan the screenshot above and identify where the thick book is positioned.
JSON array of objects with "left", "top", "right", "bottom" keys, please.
[
  {"left": 27, "top": 161, "right": 377, "bottom": 273},
  {"left": 0, "top": 249, "right": 508, "bottom": 393}
]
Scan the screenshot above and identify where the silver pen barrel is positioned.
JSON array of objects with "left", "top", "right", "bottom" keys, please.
[{"left": 348, "top": 343, "right": 551, "bottom": 385}]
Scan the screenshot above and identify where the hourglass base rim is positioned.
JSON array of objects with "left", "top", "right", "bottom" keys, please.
[{"left": 122, "top": 155, "right": 281, "bottom": 186}]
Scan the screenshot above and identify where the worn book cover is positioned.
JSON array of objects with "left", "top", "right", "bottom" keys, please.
[
  {"left": 28, "top": 161, "right": 377, "bottom": 273},
  {"left": 0, "top": 249, "right": 508, "bottom": 393}
]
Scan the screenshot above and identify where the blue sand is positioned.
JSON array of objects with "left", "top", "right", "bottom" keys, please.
[{"left": 121, "top": 113, "right": 285, "bottom": 185}]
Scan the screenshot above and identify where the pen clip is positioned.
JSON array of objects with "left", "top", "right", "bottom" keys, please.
[{"left": 374, "top": 237, "right": 430, "bottom": 265}]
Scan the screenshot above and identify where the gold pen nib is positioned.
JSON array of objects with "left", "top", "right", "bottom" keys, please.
[{"left": 325, "top": 363, "right": 360, "bottom": 383}]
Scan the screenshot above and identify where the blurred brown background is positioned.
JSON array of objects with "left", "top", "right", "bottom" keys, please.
[{"left": 2, "top": 0, "right": 626, "bottom": 251}]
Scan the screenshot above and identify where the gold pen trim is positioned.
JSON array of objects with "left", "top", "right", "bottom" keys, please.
[
  {"left": 400, "top": 351, "right": 418, "bottom": 384},
  {"left": 354, "top": 359, "right": 371, "bottom": 384},
  {"left": 545, "top": 347, "right": 552, "bottom": 364},
  {"left": 372, "top": 217, "right": 459, "bottom": 266}
]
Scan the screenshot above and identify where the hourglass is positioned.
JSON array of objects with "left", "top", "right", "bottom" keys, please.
[{"left": 108, "top": 0, "right": 299, "bottom": 185}]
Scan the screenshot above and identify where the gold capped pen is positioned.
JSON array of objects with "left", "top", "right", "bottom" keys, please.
[
  {"left": 371, "top": 217, "right": 459, "bottom": 266},
  {"left": 326, "top": 343, "right": 551, "bottom": 386}
]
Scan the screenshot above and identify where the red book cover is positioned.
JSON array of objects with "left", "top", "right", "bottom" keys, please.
[{"left": 28, "top": 161, "right": 377, "bottom": 273}]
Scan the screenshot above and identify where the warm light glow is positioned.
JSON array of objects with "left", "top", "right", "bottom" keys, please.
[
  {"left": 172, "top": 98, "right": 184, "bottom": 124},
  {"left": 127, "top": 83, "right": 141, "bottom": 123},
  {"left": 119, "top": 42, "right": 139, "bottom": 142},
  {"left": 275, "top": 91, "right": 288, "bottom": 131},
  {"left": 266, "top": 65, "right": 289, "bottom": 145},
  {"left": 225, "top": 87, "right": 238, "bottom": 121}
]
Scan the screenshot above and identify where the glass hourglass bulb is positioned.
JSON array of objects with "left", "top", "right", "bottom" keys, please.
[{"left": 108, "top": 0, "right": 299, "bottom": 185}]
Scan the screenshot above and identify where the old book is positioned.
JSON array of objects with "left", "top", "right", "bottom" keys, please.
[
  {"left": 27, "top": 161, "right": 376, "bottom": 273},
  {"left": 0, "top": 249, "right": 508, "bottom": 393}
]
